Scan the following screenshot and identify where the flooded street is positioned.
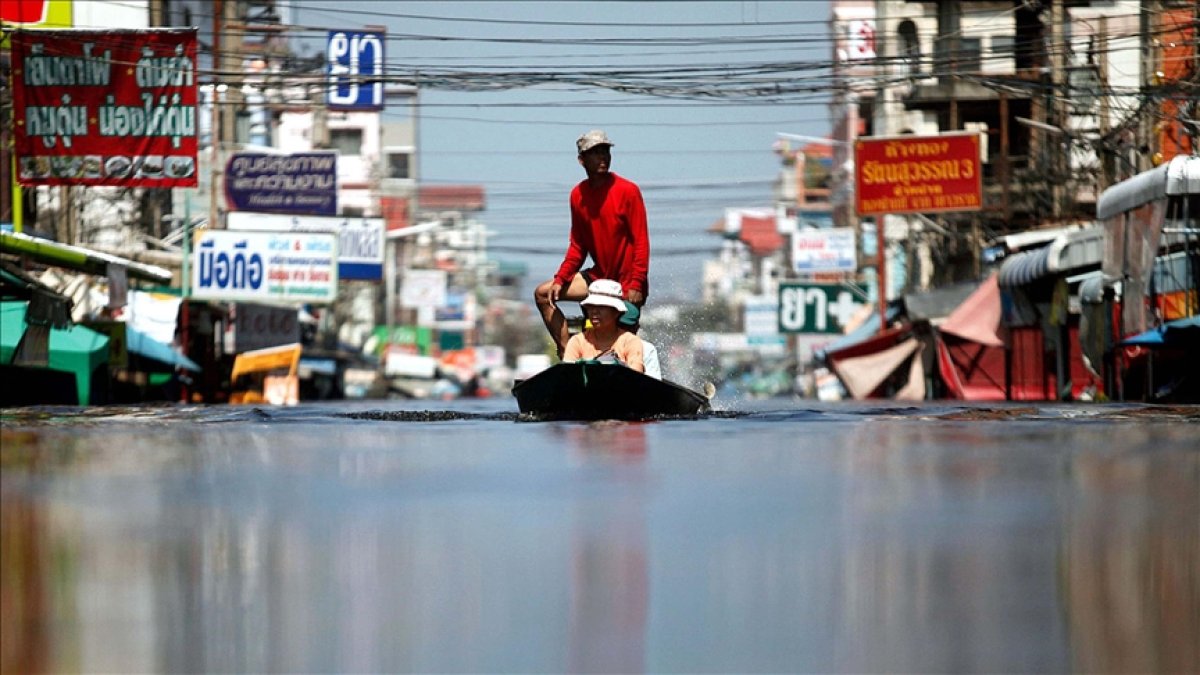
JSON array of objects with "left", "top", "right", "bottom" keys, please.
[{"left": 2, "top": 399, "right": 1198, "bottom": 673}]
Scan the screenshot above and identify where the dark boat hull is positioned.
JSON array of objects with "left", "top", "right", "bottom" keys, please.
[{"left": 512, "top": 362, "right": 710, "bottom": 420}]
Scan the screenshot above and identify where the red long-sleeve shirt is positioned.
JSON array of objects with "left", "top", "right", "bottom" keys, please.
[{"left": 553, "top": 173, "right": 650, "bottom": 296}]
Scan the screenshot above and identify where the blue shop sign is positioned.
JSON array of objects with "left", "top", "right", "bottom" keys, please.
[{"left": 327, "top": 30, "right": 385, "bottom": 110}]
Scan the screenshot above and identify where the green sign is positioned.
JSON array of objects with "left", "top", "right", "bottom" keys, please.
[
  {"left": 372, "top": 324, "right": 432, "bottom": 354},
  {"left": 778, "top": 283, "right": 864, "bottom": 334}
]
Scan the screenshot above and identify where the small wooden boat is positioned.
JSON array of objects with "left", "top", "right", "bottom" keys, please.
[{"left": 512, "top": 361, "right": 711, "bottom": 420}]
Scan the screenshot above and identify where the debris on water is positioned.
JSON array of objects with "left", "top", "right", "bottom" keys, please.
[
  {"left": 1110, "top": 405, "right": 1200, "bottom": 420},
  {"left": 937, "top": 407, "right": 1040, "bottom": 421},
  {"left": 340, "top": 410, "right": 522, "bottom": 422}
]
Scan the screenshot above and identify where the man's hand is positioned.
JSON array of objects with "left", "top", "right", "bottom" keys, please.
[
  {"left": 548, "top": 282, "right": 563, "bottom": 304},
  {"left": 626, "top": 288, "right": 645, "bottom": 306}
]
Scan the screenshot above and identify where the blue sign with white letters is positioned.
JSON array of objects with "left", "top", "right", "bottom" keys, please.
[{"left": 326, "top": 30, "right": 385, "bottom": 110}]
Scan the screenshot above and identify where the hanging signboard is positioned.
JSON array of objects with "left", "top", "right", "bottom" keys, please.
[
  {"left": 327, "top": 30, "right": 385, "bottom": 110},
  {"left": 792, "top": 227, "right": 857, "bottom": 274},
  {"left": 227, "top": 212, "right": 384, "bottom": 280},
  {"left": 855, "top": 133, "right": 983, "bottom": 216},
  {"left": 191, "top": 230, "right": 338, "bottom": 303},
  {"left": 225, "top": 152, "right": 338, "bottom": 216},
  {"left": 778, "top": 282, "right": 865, "bottom": 335},
  {"left": 232, "top": 303, "right": 300, "bottom": 353},
  {"left": 12, "top": 28, "right": 199, "bottom": 187}
]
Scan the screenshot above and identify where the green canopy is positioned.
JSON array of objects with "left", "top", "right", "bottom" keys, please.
[{"left": 1, "top": 301, "right": 109, "bottom": 405}]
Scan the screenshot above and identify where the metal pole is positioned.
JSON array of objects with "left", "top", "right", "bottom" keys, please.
[
  {"left": 180, "top": 201, "right": 192, "bottom": 403},
  {"left": 877, "top": 217, "right": 887, "bottom": 330}
]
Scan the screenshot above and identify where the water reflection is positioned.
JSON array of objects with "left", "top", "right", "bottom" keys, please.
[
  {"left": 1062, "top": 445, "right": 1200, "bottom": 672},
  {"left": 1, "top": 409, "right": 1197, "bottom": 672},
  {"left": 559, "top": 423, "right": 649, "bottom": 673}
]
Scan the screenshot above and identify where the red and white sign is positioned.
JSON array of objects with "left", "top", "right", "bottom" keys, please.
[
  {"left": 845, "top": 20, "right": 876, "bottom": 60},
  {"left": 12, "top": 29, "right": 199, "bottom": 187},
  {"left": 855, "top": 133, "right": 983, "bottom": 216}
]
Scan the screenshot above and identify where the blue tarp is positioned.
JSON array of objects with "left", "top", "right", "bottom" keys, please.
[
  {"left": 126, "top": 325, "right": 201, "bottom": 371},
  {"left": 1120, "top": 316, "right": 1200, "bottom": 346}
]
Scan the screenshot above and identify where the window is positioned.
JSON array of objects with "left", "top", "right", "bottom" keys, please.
[
  {"left": 898, "top": 20, "right": 921, "bottom": 75},
  {"left": 991, "top": 35, "right": 1015, "bottom": 55},
  {"left": 959, "top": 38, "right": 982, "bottom": 72},
  {"left": 329, "top": 128, "right": 363, "bottom": 156},
  {"left": 386, "top": 151, "right": 411, "bottom": 179}
]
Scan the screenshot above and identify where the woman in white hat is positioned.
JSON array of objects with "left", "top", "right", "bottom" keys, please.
[{"left": 562, "top": 279, "right": 645, "bottom": 373}]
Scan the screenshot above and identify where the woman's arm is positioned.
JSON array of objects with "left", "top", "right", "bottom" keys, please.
[
  {"left": 617, "top": 332, "right": 644, "bottom": 373},
  {"left": 562, "top": 334, "right": 584, "bottom": 362}
]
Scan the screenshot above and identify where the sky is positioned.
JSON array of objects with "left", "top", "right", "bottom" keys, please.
[{"left": 289, "top": 0, "right": 836, "bottom": 300}]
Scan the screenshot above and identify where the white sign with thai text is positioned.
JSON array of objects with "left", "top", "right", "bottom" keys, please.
[
  {"left": 792, "top": 228, "right": 857, "bottom": 274},
  {"left": 227, "top": 212, "right": 384, "bottom": 280},
  {"left": 191, "top": 230, "right": 338, "bottom": 303}
]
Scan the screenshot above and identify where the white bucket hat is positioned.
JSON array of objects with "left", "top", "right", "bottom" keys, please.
[{"left": 579, "top": 279, "right": 626, "bottom": 311}]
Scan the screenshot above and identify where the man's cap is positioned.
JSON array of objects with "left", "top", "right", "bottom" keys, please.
[
  {"left": 619, "top": 300, "right": 640, "bottom": 327},
  {"left": 579, "top": 279, "right": 626, "bottom": 312},
  {"left": 577, "top": 129, "right": 614, "bottom": 155}
]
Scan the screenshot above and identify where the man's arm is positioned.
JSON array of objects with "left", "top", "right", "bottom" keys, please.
[
  {"left": 553, "top": 203, "right": 589, "bottom": 288},
  {"left": 623, "top": 183, "right": 650, "bottom": 301}
]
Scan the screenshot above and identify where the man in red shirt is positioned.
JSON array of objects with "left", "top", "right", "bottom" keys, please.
[{"left": 535, "top": 130, "right": 650, "bottom": 357}]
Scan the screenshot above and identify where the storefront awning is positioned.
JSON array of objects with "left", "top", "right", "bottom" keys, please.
[
  {"left": 998, "top": 244, "right": 1053, "bottom": 287},
  {"left": 1097, "top": 155, "right": 1200, "bottom": 219},
  {"left": 997, "top": 227, "right": 1103, "bottom": 288},
  {"left": 940, "top": 274, "right": 1004, "bottom": 347},
  {"left": 813, "top": 302, "right": 903, "bottom": 362},
  {"left": 127, "top": 325, "right": 201, "bottom": 371},
  {"left": 831, "top": 337, "right": 921, "bottom": 400}
]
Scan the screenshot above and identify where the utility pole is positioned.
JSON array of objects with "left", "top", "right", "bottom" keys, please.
[
  {"left": 209, "top": 0, "right": 224, "bottom": 229},
  {"left": 1138, "top": 0, "right": 1160, "bottom": 173},
  {"left": 1049, "top": 0, "right": 1066, "bottom": 221},
  {"left": 1098, "top": 16, "right": 1113, "bottom": 192},
  {"left": 208, "top": 0, "right": 243, "bottom": 230}
]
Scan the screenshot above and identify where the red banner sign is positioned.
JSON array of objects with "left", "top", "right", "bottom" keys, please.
[
  {"left": 12, "top": 29, "right": 199, "bottom": 187},
  {"left": 855, "top": 133, "right": 983, "bottom": 216}
]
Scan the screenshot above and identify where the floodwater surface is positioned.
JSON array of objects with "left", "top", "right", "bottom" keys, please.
[{"left": 2, "top": 399, "right": 1198, "bottom": 673}]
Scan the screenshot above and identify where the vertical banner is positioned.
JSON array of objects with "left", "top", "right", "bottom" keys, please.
[
  {"left": 326, "top": 30, "right": 385, "bottom": 110},
  {"left": 11, "top": 28, "right": 199, "bottom": 187}
]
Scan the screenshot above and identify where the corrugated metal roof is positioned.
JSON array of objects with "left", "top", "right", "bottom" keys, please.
[{"left": 1096, "top": 155, "right": 1200, "bottom": 219}]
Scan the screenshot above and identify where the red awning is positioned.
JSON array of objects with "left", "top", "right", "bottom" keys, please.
[
  {"left": 939, "top": 273, "right": 1004, "bottom": 347},
  {"left": 824, "top": 325, "right": 910, "bottom": 363}
]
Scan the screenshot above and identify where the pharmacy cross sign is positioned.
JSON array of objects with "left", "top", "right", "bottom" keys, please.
[{"left": 778, "top": 282, "right": 864, "bottom": 335}]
